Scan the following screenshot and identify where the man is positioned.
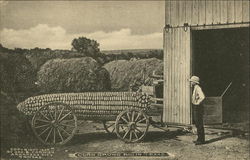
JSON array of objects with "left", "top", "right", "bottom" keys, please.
[{"left": 190, "top": 76, "right": 205, "bottom": 145}]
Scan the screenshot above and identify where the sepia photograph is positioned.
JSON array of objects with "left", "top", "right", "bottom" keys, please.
[{"left": 0, "top": 0, "right": 249, "bottom": 159}]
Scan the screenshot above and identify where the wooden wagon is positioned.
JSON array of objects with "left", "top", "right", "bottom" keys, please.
[{"left": 17, "top": 91, "right": 163, "bottom": 146}]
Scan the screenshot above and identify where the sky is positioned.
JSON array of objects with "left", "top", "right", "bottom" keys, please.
[{"left": 0, "top": 1, "right": 165, "bottom": 50}]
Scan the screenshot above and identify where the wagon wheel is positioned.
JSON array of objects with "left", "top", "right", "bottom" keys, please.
[
  {"left": 115, "top": 109, "right": 149, "bottom": 143},
  {"left": 103, "top": 121, "right": 116, "bottom": 134},
  {"left": 31, "top": 102, "right": 77, "bottom": 146}
]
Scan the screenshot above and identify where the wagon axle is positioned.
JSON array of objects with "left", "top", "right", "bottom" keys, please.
[
  {"left": 51, "top": 120, "right": 59, "bottom": 128},
  {"left": 128, "top": 122, "right": 136, "bottom": 130}
]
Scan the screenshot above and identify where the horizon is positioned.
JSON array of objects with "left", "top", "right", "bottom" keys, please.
[{"left": 0, "top": 43, "right": 163, "bottom": 52}]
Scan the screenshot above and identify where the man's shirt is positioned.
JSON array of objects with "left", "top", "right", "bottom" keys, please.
[{"left": 192, "top": 84, "right": 205, "bottom": 105}]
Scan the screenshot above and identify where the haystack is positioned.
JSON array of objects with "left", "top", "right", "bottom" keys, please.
[
  {"left": 104, "top": 58, "right": 163, "bottom": 91},
  {"left": 37, "top": 57, "right": 111, "bottom": 93}
]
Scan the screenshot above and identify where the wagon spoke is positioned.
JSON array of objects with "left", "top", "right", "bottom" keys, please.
[
  {"left": 121, "top": 116, "right": 128, "bottom": 123},
  {"left": 135, "top": 128, "right": 142, "bottom": 133},
  {"left": 118, "top": 123, "right": 128, "bottom": 127},
  {"left": 123, "top": 129, "right": 130, "bottom": 139},
  {"left": 54, "top": 106, "right": 57, "bottom": 120},
  {"left": 137, "top": 117, "right": 147, "bottom": 123},
  {"left": 137, "top": 127, "right": 147, "bottom": 133},
  {"left": 57, "top": 128, "right": 64, "bottom": 142},
  {"left": 34, "top": 123, "right": 50, "bottom": 129},
  {"left": 49, "top": 111, "right": 54, "bottom": 120},
  {"left": 58, "top": 111, "right": 72, "bottom": 122},
  {"left": 57, "top": 106, "right": 65, "bottom": 121},
  {"left": 133, "top": 131, "right": 139, "bottom": 139},
  {"left": 118, "top": 125, "right": 127, "bottom": 132},
  {"left": 126, "top": 112, "right": 131, "bottom": 122},
  {"left": 58, "top": 126, "right": 71, "bottom": 136},
  {"left": 129, "top": 130, "right": 133, "bottom": 141},
  {"left": 53, "top": 128, "right": 56, "bottom": 144},
  {"left": 131, "top": 111, "right": 135, "bottom": 122},
  {"left": 45, "top": 127, "right": 53, "bottom": 143},
  {"left": 39, "top": 111, "right": 50, "bottom": 121},
  {"left": 38, "top": 126, "right": 51, "bottom": 137},
  {"left": 36, "top": 118, "right": 50, "bottom": 123},
  {"left": 134, "top": 113, "right": 141, "bottom": 122}
]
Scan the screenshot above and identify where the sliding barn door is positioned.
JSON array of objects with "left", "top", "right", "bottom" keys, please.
[{"left": 163, "top": 27, "right": 191, "bottom": 125}]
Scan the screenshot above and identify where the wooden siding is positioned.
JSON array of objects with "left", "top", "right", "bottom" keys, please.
[
  {"left": 191, "top": 23, "right": 250, "bottom": 30},
  {"left": 165, "top": 0, "right": 250, "bottom": 27},
  {"left": 163, "top": 27, "right": 191, "bottom": 124}
]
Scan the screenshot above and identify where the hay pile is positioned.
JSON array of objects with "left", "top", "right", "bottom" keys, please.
[
  {"left": 104, "top": 58, "right": 163, "bottom": 91},
  {"left": 37, "top": 57, "right": 111, "bottom": 93}
]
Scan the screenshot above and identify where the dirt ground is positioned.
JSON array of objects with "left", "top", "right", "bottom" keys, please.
[
  {"left": 1, "top": 120, "right": 249, "bottom": 160},
  {"left": 48, "top": 121, "right": 249, "bottom": 160}
]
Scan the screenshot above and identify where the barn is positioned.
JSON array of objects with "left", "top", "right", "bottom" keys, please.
[{"left": 163, "top": 0, "right": 249, "bottom": 125}]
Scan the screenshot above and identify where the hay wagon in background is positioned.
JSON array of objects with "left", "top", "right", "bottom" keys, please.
[{"left": 17, "top": 88, "right": 163, "bottom": 146}]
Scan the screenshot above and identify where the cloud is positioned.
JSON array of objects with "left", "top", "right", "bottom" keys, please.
[
  {"left": 0, "top": 24, "right": 162, "bottom": 50},
  {"left": 0, "top": 1, "right": 8, "bottom": 7}
]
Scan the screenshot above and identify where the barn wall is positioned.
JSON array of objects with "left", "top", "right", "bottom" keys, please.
[
  {"left": 164, "top": 0, "right": 249, "bottom": 125},
  {"left": 163, "top": 27, "right": 191, "bottom": 124},
  {"left": 165, "top": 0, "right": 250, "bottom": 27}
]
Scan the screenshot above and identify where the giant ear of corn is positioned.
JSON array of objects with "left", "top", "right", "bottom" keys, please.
[{"left": 17, "top": 92, "right": 151, "bottom": 117}]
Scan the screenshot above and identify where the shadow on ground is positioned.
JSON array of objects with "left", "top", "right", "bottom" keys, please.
[
  {"left": 144, "top": 130, "right": 188, "bottom": 142},
  {"left": 65, "top": 132, "right": 117, "bottom": 146},
  {"left": 64, "top": 129, "right": 190, "bottom": 147},
  {"left": 205, "top": 134, "right": 233, "bottom": 144},
  {"left": 205, "top": 128, "right": 249, "bottom": 144}
]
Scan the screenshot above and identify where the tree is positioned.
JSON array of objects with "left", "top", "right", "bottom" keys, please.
[
  {"left": 0, "top": 43, "right": 4, "bottom": 50},
  {"left": 71, "top": 37, "right": 101, "bottom": 58},
  {"left": 0, "top": 52, "right": 37, "bottom": 103},
  {"left": 127, "top": 52, "right": 134, "bottom": 59},
  {"left": 14, "top": 48, "right": 28, "bottom": 54},
  {"left": 0, "top": 44, "right": 12, "bottom": 53}
]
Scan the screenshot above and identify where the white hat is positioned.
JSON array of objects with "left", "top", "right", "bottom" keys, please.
[{"left": 189, "top": 76, "right": 200, "bottom": 84}]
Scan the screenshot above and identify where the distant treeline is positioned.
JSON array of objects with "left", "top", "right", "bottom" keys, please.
[
  {"left": 104, "top": 49, "right": 163, "bottom": 61},
  {"left": 0, "top": 44, "right": 163, "bottom": 70}
]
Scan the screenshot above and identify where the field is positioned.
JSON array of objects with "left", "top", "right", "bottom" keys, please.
[
  {"left": 2, "top": 120, "right": 249, "bottom": 160},
  {"left": 0, "top": 46, "right": 249, "bottom": 160},
  {"left": 102, "top": 49, "right": 162, "bottom": 55}
]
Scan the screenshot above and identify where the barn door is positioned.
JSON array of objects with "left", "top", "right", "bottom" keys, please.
[{"left": 163, "top": 27, "right": 192, "bottom": 125}]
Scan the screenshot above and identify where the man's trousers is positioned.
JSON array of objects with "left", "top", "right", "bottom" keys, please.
[{"left": 193, "top": 104, "right": 205, "bottom": 142}]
